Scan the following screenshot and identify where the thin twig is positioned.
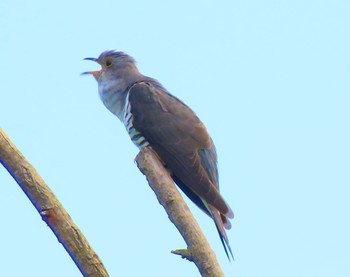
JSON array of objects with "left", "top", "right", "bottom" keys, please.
[
  {"left": 0, "top": 128, "right": 109, "bottom": 277},
  {"left": 136, "top": 147, "right": 225, "bottom": 277}
]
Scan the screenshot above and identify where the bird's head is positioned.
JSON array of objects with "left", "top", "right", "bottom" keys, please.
[{"left": 82, "top": 50, "right": 138, "bottom": 83}]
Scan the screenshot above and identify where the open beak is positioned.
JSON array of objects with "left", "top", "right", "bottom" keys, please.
[{"left": 81, "top": 57, "right": 102, "bottom": 78}]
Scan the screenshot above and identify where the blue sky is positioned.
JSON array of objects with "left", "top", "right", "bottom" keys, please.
[{"left": 1, "top": 1, "right": 349, "bottom": 276}]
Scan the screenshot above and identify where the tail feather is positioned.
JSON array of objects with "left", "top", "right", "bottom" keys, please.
[
  {"left": 221, "top": 213, "right": 232, "bottom": 230},
  {"left": 172, "top": 176, "right": 234, "bottom": 259},
  {"left": 210, "top": 205, "right": 234, "bottom": 261}
]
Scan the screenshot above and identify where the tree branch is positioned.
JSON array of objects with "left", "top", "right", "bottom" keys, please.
[
  {"left": 135, "top": 147, "right": 225, "bottom": 277},
  {"left": 0, "top": 127, "right": 225, "bottom": 276},
  {"left": 0, "top": 128, "right": 109, "bottom": 277}
]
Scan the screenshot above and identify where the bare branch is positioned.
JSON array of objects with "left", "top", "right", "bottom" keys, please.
[
  {"left": 0, "top": 128, "right": 109, "bottom": 277},
  {"left": 0, "top": 128, "right": 225, "bottom": 276},
  {"left": 136, "top": 147, "right": 225, "bottom": 277}
]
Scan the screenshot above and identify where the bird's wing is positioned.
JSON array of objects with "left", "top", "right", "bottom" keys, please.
[{"left": 128, "top": 81, "right": 233, "bottom": 219}]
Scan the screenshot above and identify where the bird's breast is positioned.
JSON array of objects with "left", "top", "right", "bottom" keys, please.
[{"left": 98, "top": 82, "right": 127, "bottom": 121}]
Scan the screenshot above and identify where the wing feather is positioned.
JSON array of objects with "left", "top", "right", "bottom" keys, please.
[{"left": 128, "top": 81, "right": 233, "bottom": 218}]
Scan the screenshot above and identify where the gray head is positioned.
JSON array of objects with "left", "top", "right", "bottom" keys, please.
[
  {"left": 83, "top": 50, "right": 146, "bottom": 119},
  {"left": 82, "top": 50, "right": 142, "bottom": 85}
]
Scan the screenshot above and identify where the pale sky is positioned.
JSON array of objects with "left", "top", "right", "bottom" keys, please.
[{"left": 1, "top": 1, "right": 349, "bottom": 276}]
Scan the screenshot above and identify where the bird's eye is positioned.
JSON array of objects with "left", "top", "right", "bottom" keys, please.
[{"left": 105, "top": 58, "right": 113, "bottom": 67}]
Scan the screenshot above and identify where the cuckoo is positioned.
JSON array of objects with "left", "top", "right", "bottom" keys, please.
[{"left": 83, "top": 50, "right": 234, "bottom": 259}]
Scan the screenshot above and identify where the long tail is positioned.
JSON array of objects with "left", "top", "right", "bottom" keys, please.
[{"left": 209, "top": 205, "right": 234, "bottom": 261}]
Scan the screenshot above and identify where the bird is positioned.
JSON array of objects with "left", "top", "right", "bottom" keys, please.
[{"left": 83, "top": 50, "right": 234, "bottom": 259}]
